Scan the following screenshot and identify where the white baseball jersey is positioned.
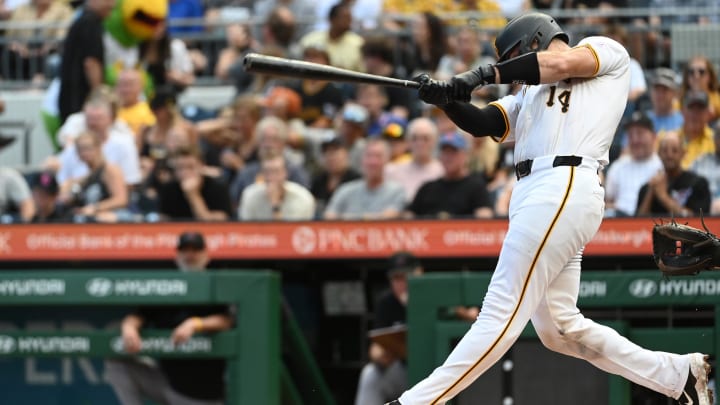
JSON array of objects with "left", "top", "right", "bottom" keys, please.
[
  {"left": 397, "top": 35, "right": 699, "bottom": 405},
  {"left": 490, "top": 36, "right": 630, "bottom": 167}
]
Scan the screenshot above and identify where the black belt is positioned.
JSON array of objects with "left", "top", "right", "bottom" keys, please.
[{"left": 515, "top": 155, "right": 583, "bottom": 180}]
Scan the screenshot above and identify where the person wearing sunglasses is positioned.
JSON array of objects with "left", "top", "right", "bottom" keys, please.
[{"left": 680, "top": 55, "right": 720, "bottom": 124}]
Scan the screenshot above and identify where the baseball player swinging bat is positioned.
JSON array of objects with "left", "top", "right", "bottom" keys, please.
[{"left": 242, "top": 53, "right": 421, "bottom": 89}]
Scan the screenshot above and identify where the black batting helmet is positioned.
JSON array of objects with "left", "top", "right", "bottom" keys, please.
[{"left": 494, "top": 12, "right": 569, "bottom": 62}]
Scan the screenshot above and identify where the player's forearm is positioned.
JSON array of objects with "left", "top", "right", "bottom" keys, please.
[
  {"left": 190, "top": 314, "right": 233, "bottom": 333},
  {"left": 83, "top": 57, "right": 103, "bottom": 89},
  {"left": 121, "top": 314, "right": 144, "bottom": 331},
  {"left": 440, "top": 103, "right": 506, "bottom": 138},
  {"left": 19, "top": 199, "right": 36, "bottom": 222}
]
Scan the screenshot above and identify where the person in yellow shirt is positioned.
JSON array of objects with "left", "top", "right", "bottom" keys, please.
[
  {"left": 299, "top": 2, "right": 365, "bottom": 72},
  {"left": 116, "top": 68, "right": 157, "bottom": 147},
  {"left": 677, "top": 91, "right": 716, "bottom": 169},
  {"left": 680, "top": 55, "right": 720, "bottom": 124},
  {"left": 382, "top": 0, "right": 505, "bottom": 30}
]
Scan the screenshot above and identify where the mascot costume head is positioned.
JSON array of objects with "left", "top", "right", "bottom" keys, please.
[
  {"left": 103, "top": 0, "right": 167, "bottom": 89},
  {"left": 43, "top": 0, "right": 167, "bottom": 149}
]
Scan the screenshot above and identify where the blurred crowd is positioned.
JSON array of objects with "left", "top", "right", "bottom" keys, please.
[{"left": 0, "top": 0, "right": 719, "bottom": 224}]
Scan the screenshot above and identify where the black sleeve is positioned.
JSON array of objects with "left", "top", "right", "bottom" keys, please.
[
  {"left": 158, "top": 182, "right": 180, "bottom": 217},
  {"left": 687, "top": 176, "right": 711, "bottom": 215},
  {"left": 373, "top": 292, "right": 405, "bottom": 328},
  {"left": 470, "top": 176, "right": 493, "bottom": 210},
  {"left": 408, "top": 183, "right": 429, "bottom": 216},
  {"left": 204, "top": 178, "right": 233, "bottom": 217},
  {"left": 76, "top": 16, "right": 105, "bottom": 64},
  {"left": 440, "top": 103, "right": 507, "bottom": 138}
]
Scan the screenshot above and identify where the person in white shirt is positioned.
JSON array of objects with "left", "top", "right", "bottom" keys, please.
[
  {"left": 239, "top": 154, "right": 315, "bottom": 220},
  {"left": 605, "top": 111, "right": 663, "bottom": 217},
  {"left": 324, "top": 138, "right": 405, "bottom": 220},
  {"left": 56, "top": 93, "right": 141, "bottom": 187}
]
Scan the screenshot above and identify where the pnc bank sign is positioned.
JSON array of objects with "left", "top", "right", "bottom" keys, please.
[{"left": 291, "top": 226, "right": 430, "bottom": 255}]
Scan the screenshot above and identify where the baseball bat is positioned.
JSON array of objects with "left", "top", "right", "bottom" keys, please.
[{"left": 243, "top": 53, "right": 421, "bottom": 89}]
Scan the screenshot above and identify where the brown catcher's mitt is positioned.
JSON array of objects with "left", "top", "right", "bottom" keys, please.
[{"left": 652, "top": 218, "right": 720, "bottom": 276}]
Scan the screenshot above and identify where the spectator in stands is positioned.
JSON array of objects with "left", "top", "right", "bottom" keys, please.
[
  {"left": 689, "top": 127, "right": 720, "bottom": 215},
  {"left": 380, "top": 116, "right": 410, "bottom": 164},
  {"left": 257, "top": 5, "right": 297, "bottom": 58},
  {"left": 313, "top": 0, "right": 381, "bottom": 33},
  {"left": 254, "top": 0, "right": 314, "bottom": 38},
  {"left": 360, "top": 37, "right": 418, "bottom": 118},
  {"left": 356, "top": 84, "right": 392, "bottom": 138},
  {"left": 384, "top": 117, "right": 444, "bottom": 203},
  {"left": 59, "top": 132, "right": 130, "bottom": 223},
  {"left": 5, "top": 0, "right": 73, "bottom": 81},
  {"left": 636, "top": 132, "right": 711, "bottom": 217},
  {"left": 260, "top": 86, "right": 308, "bottom": 159},
  {"left": 678, "top": 90, "right": 716, "bottom": 169},
  {"left": 107, "top": 231, "right": 233, "bottom": 405},
  {"left": 468, "top": 134, "right": 500, "bottom": 181},
  {"left": 310, "top": 136, "right": 361, "bottom": 217},
  {"left": 435, "top": 26, "right": 500, "bottom": 103},
  {"left": 30, "top": 170, "right": 64, "bottom": 222},
  {"left": 213, "top": 95, "right": 262, "bottom": 181},
  {"left": 604, "top": 112, "right": 663, "bottom": 217},
  {"left": 299, "top": 2, "right": 364, "bottom": 72},
  {"left": 158, "top": 146, "right": 232, "bottom": 221},
  {"left": 116, "top": 68, "right": 156, "bottom": 146},
  {"left": 436, "top": 27, "right": 495, "bottom": 81},
  {"left": 229, "top": 116, "right": 310, "bottom": 208},
  {"left": 354, "top": 251, "right": 479, "bottom": 405},
  {"left": 214, "top": 22, "right": 256, "bottom": 94},
  {"left": 140, "top": 21, "right": 195, "bottom": 94},
  {"left": 194, "top": 95, "right": 256, "bottom": 178},
  {"left": 56, "top": 86, "right": 134, "bottom": 148},
  {"left": 403, "top": 12, "right": 448, "bottom": 79},
  {"left": 0, "top": 137, "right": 35, "bottom": 222},
  {"left": 407, "top": 132, "right": 494, "bottom": 219},
  {"left": 324, "top": 138, "right": 405, "bottom": 220},
  {"left": 141, "top": 87, "right": 197, "bottom": 171},
  {"left": 645, "top": 67, "right": 683, "bottom": 135},
  {"left": 57, "top": 0, "right": 114, "bottom": 124},
  {"left": 238, "top": 153, "right": 315, "bottom": 220},
  {"left": 56, "top": 91, "right": 142, "bottom": 188},
  {"left": 338, "top": 103, "right": 370, "bottom": 172},
  {"left": 138, "top": 120, "right": 194, "bottom": 214},
  {"left": 261, "top": 87, "right": 302, "bottom": 123},
  {"left": 487, "top": 143, "right": 516, "bottom": 216},
  {"left": 289, "top": 44, "right": 346, "bottom": 128},
  {"left": 452, "top": 0, "right": 506, "bottom": 28},
  {"left": 680, "top": 55, "right": 720, "bottom": 123},
  {"left": 602, "top": 24, "right": 647, "bottom": 117}
]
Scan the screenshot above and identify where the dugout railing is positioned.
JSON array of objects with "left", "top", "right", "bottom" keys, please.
[
  {"left": 408, "top": 271, "right": 720, "bottom": 405},
  {"left": 0, "top": 270, "right": 335, "bottom": 405}
]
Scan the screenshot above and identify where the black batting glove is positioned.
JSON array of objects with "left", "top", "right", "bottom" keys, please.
[
  {"left": 449, "top": 65, "right": 496, "bottom": 102},
  {"left": 414, "top": 74, "right": 451, "bottom": 106}
]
